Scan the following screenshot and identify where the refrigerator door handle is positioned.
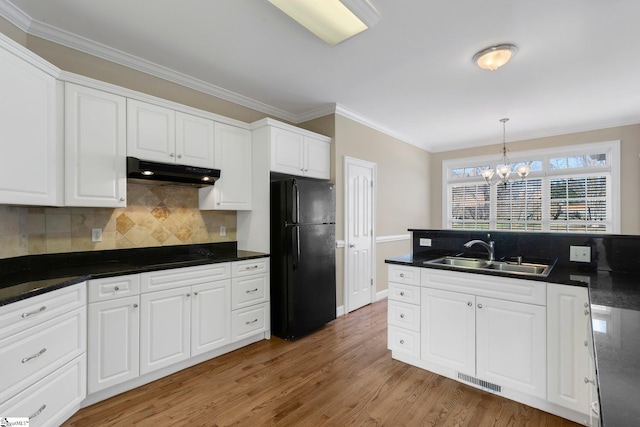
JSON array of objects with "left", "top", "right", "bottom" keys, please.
[
  {"left": 292, "top": 180, "right": 300, "bottom": 224},
  {"left": 292, "top": 226, "right": 300, "bottom": 271}
]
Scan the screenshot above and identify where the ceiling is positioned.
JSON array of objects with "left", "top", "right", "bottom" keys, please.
[{"left": 2, "top": 0, "right": 640, "bottom": 152}]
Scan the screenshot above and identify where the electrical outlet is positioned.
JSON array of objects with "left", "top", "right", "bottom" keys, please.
[
  {"left": 570, "top": 246, "right": 591, "bottom": 263},
  {"left": 419, "top": 238, "right": 432, "bottom": 247},
  {"left": 219, "top": 226, "right": 227, "bottom": 237},
  {"left": 91, "top": 228, "right": 103, "bottom": 243}
]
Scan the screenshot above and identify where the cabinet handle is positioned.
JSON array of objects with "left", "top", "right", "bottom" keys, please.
[
  {"left": 400, "top": 314, "right": 405, "bottom": 319},
  {"left": 133, "top": 304, "right": 138, "bottom": 308},
  {"left": 584, "top": 309, "right": 590, "bottom": 315},
  {"left": 399, "top": 339, "right": 405, "bottom": 345},
  {"left": 400, "top": 291, "right": 405, "bottom": 296},
  {"left": 245, "top": 265, "right": 259, "bottom": 270},
  {"left": 584, "top": 302, "right": 589, "bottom": 308},
  {"left": 194, "top": 292, "right": 199, "bottom": 296},
  {"left": 477, "top": 303, "right": 483, "bottom": 309},
  {"left": 22, "top": 348, "right": 47, "bottom": 363},
  {"left": 22, "top": 306, "right": 47, "bottom": 318},
  {"left": 217, "top": 202, "right": 221, "bottom": 206},
  {"left": 467, "top": 302, "right": 472, "bottom": 307},
  {"left": 399, "top": 273, "right": 404, "bottom": 278},
  {"left": 114, "top": 286, "right": 119, "bottom": 291},
  {"left": 246, "top": 288, "right": 259, "bottom": 294},
  {"left": 177, "top": 154, "right": 182, "bottom": 159},
  {"left": 120, "top": 197, "right": 125, "bottom": 201},
  {"left": 584, "top": 377, "right": 595, "bottom": 385},
  {"left": 170, "top": 153, "right": 175, "bottom": 157},
  {"left": 584, "top": 340, "right": 589, "bottom": 347},
  {"left": 246, "top": 319, "right": 258, "bottom": 325},
  {"left": 29, "top": 404, "right": 46, "bottom": 420},
  {"left": 186, "top": 293, "right": 191, "bottom": 297}
]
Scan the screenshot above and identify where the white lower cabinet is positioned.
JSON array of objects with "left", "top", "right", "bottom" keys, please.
[
  {"left": 231, "top": 258, "right": 270, "bottom": 342},
  {"left": 191, "top": 280, "right": 231, "bottom": 356},
  {"left": 387, "top": 266, "right": 421, "bottom": 359},
  {"left": 547, "top": 283, "right": 592, "bottom": 417}
]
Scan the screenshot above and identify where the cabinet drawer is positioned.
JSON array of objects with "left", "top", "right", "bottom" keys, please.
[
  {"left": 232, "top": 274, "right": 269, "bottom": 310},
  {"left": 0, "top": 283, "right": 85, "bottom": 339},
  {"left": 388, "top": 282, "right": 420, "bottom": 305},
  {"left": 88, "top": 274, "right": 140, "bottom": 302},
  {"left": 0, "top": 307, "right": 86, "bottom": 404},
  {"left": 388, "top": 325, "right": 420, "bottom": 359},
  {"left": 232, "top": 258, "right": 270, "bottom": 277},
  {"left": 232, "top": 303, "right": 269, "bottom": 342},
  {"left": 422, "top": 269, "right": 546, "bottom": 306},
  {"left": 0, "top": 355, "right": 86, "bottom": 427},
  {"left": 140, "top": 263, "right": 230, "bottom": 293},
  {"left": 387, "top": 265, "right": 420, "bottom": 286},
  {"left": 388, "top": 300, "right": 420, "bottom": 332}
]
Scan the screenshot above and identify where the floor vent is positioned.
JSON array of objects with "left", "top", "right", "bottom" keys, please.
[{"left": 457, "top": 373, "right": 502, "bottom": 393}]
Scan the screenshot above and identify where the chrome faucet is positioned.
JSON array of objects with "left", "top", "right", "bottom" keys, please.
[{"left": 463, "top": 238, "right": 495, "bottom": 262}]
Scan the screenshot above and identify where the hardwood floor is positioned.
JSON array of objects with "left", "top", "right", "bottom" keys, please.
[{"left": 65, "top": 299, "right": 580, "bottom": 426}]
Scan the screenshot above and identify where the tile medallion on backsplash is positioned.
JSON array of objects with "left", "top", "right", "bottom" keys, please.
[
  {"left": 151, "top": 225, "right": 172, "bottom": 244},
  {"left": 116, "top": 213, "right": 135, "bottom": 235},
  {"left": 175, "top": 223, "right": 194, "bottom": 242},
  {"left": 151, "top": 203, "right": 171, "bottom": 222}
]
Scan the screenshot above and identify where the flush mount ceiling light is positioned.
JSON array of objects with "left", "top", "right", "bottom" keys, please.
[
  {"left": 268, "top": 0, "right": 381, "bottom": 46},
  {"left": 473, "top": 44, "right": 518, "bottom": 71},
  {"left": 481, "top": 118, "right": 531, "bottom": 186}
]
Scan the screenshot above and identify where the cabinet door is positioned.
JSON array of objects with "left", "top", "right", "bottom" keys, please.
[
  {"left": 140, "top": 287, "right": 190, "bottom": 375},
  {"left": 65, "top": 83, "right": 126, "bottom": 207},
  {"left": 421, "top": 287, "right": 475, "bottom": 375},
  {"left": 476, "top": 296, "right": 546, "bottom": 398},
  {"left": 191, "top": 280, "right": 231, "bottom": 356},
  {"left": 270, "top": 127, "right": 304, "bottom": 175},
  {"left": 304, "top": 137, "right": 330, "bottom": 179},
  {"left": 127, "top": 99, "right": 175, "bottom": 163},
  {"left": 175, "top": 111, "right": 214, "bottom": 168},
  {"left": 199, "top": 123, "right": 252, "bottom": 210},
  {"left": 0, "top": 41, "right": 61, "bottom": 206},
  {"left": 88, "top": 296, "right": 139, "bottom": 393},
  {"left": 547, "top": 283, "right": 590, "bottom": 414}
]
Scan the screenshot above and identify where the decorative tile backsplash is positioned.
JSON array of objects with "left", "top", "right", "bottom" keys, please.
[{"left": 0, "top": 183, "right": 236, "bottom": 259}]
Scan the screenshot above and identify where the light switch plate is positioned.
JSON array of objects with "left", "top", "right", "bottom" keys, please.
[
  {"left": 91, "top": 228, "right": 103, "bottom": 243},
  {"left": 219, "top": 226, "right": 227, "bottom": 237},
  {"left": 419, "top": 238, "right": 432, "bottom": 247},
  {"left": 570, "top": 246, "right": 591, "bottom": 263}
]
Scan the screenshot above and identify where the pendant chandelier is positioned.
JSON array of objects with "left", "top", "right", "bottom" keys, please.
[{"left": 480, "top": 118, "right": 530, "bottom": 186}]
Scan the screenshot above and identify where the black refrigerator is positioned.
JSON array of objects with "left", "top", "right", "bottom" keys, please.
[{"left": 270, "top": 178, "right": 337, "bottom": 339}]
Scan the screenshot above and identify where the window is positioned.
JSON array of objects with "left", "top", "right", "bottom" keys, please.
[{"left": 443, "top": 141, "right": 620, "bottom": 233}]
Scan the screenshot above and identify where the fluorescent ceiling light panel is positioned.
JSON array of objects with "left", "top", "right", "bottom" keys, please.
[{"left": 269, "top": 0, "right": 370, "bottom": 46}]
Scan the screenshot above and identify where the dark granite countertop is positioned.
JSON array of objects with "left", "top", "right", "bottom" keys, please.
[
  {"left": 386, "top": 253, "right": 640, "bottom": 427},
  {"left": 0, "top": 242, "right": 268, "bottom": 307}
]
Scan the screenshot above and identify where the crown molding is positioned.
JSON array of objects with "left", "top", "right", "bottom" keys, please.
[
  {"left": 0, "top": 0, "right": 31, "bottom": 32},
  {"left": 294, "top": 103, "right": 337, "bottom": 123}
]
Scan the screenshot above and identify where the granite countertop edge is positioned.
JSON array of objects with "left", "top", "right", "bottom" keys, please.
[{"left": 0, "top": 249, "right": 269, "bottom": 307}]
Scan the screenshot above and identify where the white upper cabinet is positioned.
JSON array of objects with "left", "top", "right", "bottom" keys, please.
[
  {"left": 199, "top": 122, "right": 252, "bottom": 210},
  {"left": 127, "top": 99, "right": 214, "bottom": 168},
  {"left": 65, "top": 83, "right": 127, "bottom": 207},
  {"left": 0, "top": 34, "right": 62, "bottom": 206},
  {"left": 266, "top": 121, "right": 331, "bottom": 179}
]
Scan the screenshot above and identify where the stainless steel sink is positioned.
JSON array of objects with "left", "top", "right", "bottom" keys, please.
[{"left": 424, "top": 256, "right": 552, "bottom": 277}]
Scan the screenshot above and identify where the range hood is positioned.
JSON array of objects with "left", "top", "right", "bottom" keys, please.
[{"left": 127, "top": 157, "right": 220, "bottom": 187}]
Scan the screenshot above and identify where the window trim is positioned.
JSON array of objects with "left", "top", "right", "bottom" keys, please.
[{"left": 442, "top": 140, "right": 621, "bottom": 233}]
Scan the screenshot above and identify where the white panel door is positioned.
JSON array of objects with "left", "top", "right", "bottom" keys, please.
[
  {"left": 476, "top": 296, "right": 546, "bottom": 398},
  {"left": 88, "top": 296, "right": 139, "bottom": 393},
  {"left": 191, "top": 280, "right": 231, "bottom": 356},
  {"left": 175, "top": 111, "right": 214, "bottom": 167},
  {"left": 200, "top": 122, "right": 252, "bottom": 210},
  {"left": 0, "top": 41, "right": 60, "bottom": 206},
  {"left": 547, "top": 283, "right": 590, "bottom": 414},
  {"left": 140, "top": 287, "right": 190, "bottom": 375},
  {"left": 421, "top": 287, "right": 476, "bottom": 374},
  {"left": 65, "top": 83, "right": 126, "bottom": 207},
  {"left": 270, "top": 127, "right": 304, "bottom": 175},
  {"left": 345, "top": 156, "right": 375, "bottom": 313},
  {"left": 304, "top": 136, "right": 330, "bottom": 179},
  {"left": 127, "top": 99, "right": 175, "bottom": 163}
]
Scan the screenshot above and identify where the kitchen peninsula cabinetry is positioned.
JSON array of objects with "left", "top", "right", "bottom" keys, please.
[
  {"left": 127, "top": 99, "right": 214, "bottom": 168},
  {"left": 199, "top": 122, "right": 253, "bottom": 210},
  {"left": 0, "top": 283, "right": 86, "bottom": 426},
  {"left": 65, "top": 83, "right": 127, "bottom": 207},
  {"left": 87, "top": 274, "right": 140, "bottom": 393},
  {"left": 547, "top": 283, "right": 591, "bottom": 417},
  {"left": 387, "top": 265, "right": 421, "bottom": 358},
  {"left": 421, "top": 269, "right": 546, "bottom": 399},
  {"left": 0, "top": 33, "right": 62, "bottom": 206}
]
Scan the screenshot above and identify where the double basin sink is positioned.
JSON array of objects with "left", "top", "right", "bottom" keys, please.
[{"left": 424, "top": 256, "right": 552, "bottom": 277}]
